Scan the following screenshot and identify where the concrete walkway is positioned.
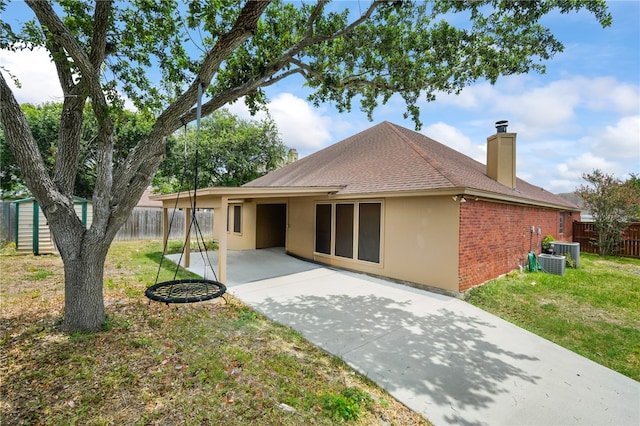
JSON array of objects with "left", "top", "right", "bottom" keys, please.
[{"left": 169, "top": 249, "right": 640, "bottom": 426}]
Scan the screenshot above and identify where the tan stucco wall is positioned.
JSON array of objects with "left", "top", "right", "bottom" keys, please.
[
  {"left": 224, "top": 198, "right": 290, "bottom": 250},
  {"left": 227, "top": 201, "right": 257, "bottom": 250},
  {"left": 287, "top": 195, "right": 460, "bottom": 292},
  {"left": 383, "top": 197, "right": 460, "bottom": 291},
  {"left": 486, "top": 132, "right": 516, "bottom": 189}
]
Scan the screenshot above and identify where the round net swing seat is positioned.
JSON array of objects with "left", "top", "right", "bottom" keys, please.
[
  {"left": 145, "top": 279, "right": 226, "bottom": 304},
  {"left": 147, "top": 83, "right": 226, "bottom": 306}
]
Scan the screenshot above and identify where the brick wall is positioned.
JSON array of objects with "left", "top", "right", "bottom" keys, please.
[{"left": 458, "top": 199, "right": 578, "bottom": 291}]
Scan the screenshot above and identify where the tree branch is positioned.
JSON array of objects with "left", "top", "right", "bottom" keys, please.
[
  {"left": 0, "top": 71, "right": 57, "bottom": 207},
  {"left": 26, "top": 0, "right": 116, "bottom": 234},
  {"left": 305, "top": 1, "right": 327, "bottom": 38},
  {"left": 173, "top": 1, "right": 384, "bottom": 129},
  {"left": 110, "top": 1, "right": 272, "bottom": 211},
  {"left": 53, "top": 87, "right": 87, "bottom": 197},
  {"left": 283, "top": 0, "right": 380, "bottom": 59},
  {"left": 262, "top": 68, "right": 304, "bottom": 87},
  {"left": 25, "top": 1, "right": 101, "bottom": 100},
  {"left": 48, "top": 39, "right": 75, "bottom": 95},
  {"left": 89, "top": 0, "right": 112, "bottom": 68},
  {"left": 154, "top": 0, "right": 272, "bottom": 135}
]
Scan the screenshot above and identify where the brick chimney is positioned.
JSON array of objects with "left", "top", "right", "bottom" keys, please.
[{"left": 486, "top": 120, "right": 516, "bottom": 189}]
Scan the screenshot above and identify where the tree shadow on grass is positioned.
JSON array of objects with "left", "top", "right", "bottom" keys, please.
[
  {"left": 143, "top": 251, "right": 201, "bottom": 281},
  {"left": 247, "top": 292, "right": 541, "bottom": 426}
]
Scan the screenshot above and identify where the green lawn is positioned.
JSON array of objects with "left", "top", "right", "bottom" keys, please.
[
  {"left": 0, "top": 240, "right": 430, "bottom": 425},
  {"left": 466, "top": 253, "right": 640, "bottom": 381}
]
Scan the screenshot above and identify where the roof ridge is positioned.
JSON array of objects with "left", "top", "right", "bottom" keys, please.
[{"left": 386, "top": 122, "right": 459, "bottom": 187}]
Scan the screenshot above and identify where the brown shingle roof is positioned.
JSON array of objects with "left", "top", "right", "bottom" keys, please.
[{"left": 245, "top": 121, "right": 576, "bottom": 209}]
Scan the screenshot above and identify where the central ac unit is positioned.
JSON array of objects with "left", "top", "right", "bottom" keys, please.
[
  {"left": 551, "top": 242, "right": 580, "bottom": 268},
  {"left": 538, "top": 254, "right": 566, "bottom": 276}
]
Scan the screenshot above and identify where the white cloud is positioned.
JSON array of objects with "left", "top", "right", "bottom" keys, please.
[
  {"left": 0, "top": 48, "right": 63, "bottom": 103},
  {"left": 227, "top": 93, "right": 350, "bottom": 156},
  {"left": 556, "top": 152, "right": 617, "bottom": 183},
  {"left": 589, "top": 115, "right": 640, "bottom": 159},
  {"left": 433, "top": 76, "right": 640, "bottom": 140},
  {"left": 545, "top": 115, "right": 640, "bottom": 193},
  {"left": 547, "top": 179, "right": 578, "bottom": 193},
  {"left": 421, "top": 122, "right": 485, "bottom": 163},
  {"left": 266, "top": 93, "right": 334, "bottom": 152},
  {"left": 581, "top": 77, "right": 640, "bottom": 114},
  {"left": 508, "top": 81, "right": 580, "bottom": 128}
]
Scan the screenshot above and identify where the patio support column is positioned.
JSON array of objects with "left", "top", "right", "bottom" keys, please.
[
  {"left": 162, "top": 206, "right": 169, "bottom": 256},
  {"left": 184, "top": 207, "right": 191, "bottom": 267},
  {"left": 218, "top": 197, "right": 228, "bottom": 283}
]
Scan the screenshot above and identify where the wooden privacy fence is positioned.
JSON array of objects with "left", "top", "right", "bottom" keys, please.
[
  {"left": 115, "top": 208, "right": 213, "bottom": 241},
  {"left": 1, "top": 202, "right": 16, "bottom": 244},
  {"left": 573, "top": 221, "right": 640, "bottom": 258},
  {"left": 0, "top": 206, "right": 213, "bottom": 245},
  {"left": 1, "top": 204, "right": 213, "bottom": 243}
]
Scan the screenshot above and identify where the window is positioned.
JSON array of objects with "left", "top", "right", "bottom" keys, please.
[
  {"left": 358, "top": 203, "right": 381, "bottom": 263},
  {"left": 335, "top": 204, "right": 354, "bottom": 258},
  {"left": 233, "top": 205, "right": 242, "bottom": 233},
  {"left": 314, "top": 201, "right": 382, "bottom": 264},
  {"left": 227, "top": 204, "right": 242, "bottom": 233},
  {"left": 559, "top": 211, "right": 564, "bottom": 234},
  {"left": 315, "top": 204, "right": 331, "bottom": 254}
]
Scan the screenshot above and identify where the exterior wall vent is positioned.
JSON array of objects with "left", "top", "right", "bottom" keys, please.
[{"left": 538, "top": 254, "right": 566, "bottom": 275}]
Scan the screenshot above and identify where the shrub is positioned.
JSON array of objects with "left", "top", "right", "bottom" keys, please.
[
  {"left": 565, "top": 251, "right": 575, "bottom": 268},
  {"left": 542, "top": 235, "right": 555, "bottom": 254}
]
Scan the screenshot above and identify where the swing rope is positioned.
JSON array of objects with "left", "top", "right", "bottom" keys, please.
[{"left": 146, "top": 82, "right": 226, "bottom": 304}]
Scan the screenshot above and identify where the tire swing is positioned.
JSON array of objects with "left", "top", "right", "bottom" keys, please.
[{"left": 145, "top": 82, "right": 227, "bottom": 305}]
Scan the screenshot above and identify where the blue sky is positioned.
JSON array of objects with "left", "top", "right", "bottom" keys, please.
[{"left": 2, "top": 1, "right": 639, "bottom": 194}]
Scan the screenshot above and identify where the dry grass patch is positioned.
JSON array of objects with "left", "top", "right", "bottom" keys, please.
[{"left": 0, "top": 241, "right": 431, "bottom": 425}]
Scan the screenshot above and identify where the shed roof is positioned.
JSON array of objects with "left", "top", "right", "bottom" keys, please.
[
  {"left": 12, "top": 196, "right": 91, "bottom": 205},
  {"left": 245, "top": 121, "right": 577, "bottom": 209}
]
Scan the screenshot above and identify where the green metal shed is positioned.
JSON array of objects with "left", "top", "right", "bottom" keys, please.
[{"left": 13, "top": 197, "right": 93, "bottom": 255}]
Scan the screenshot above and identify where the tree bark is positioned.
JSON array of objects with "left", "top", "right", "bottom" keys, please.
[{"left": 60, "top": 237, "right": 108, "bottom": 332}]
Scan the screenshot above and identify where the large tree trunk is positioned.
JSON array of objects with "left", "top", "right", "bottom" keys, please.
[
  {"left": 42, "top": 199, "right": 113, "bottom": 332},
  {"left": 2, "top": 0, "right": 270, "bottom": 333},
  {"left": 61, "top": 243, "right": 107, "bottom": 332}
]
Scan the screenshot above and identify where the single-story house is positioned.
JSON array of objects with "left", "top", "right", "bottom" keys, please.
[
  {"left": 153, "top": 121, "right": 579, "bottom": 294},
  {"left": 558, "top": 192, "right": 593, "bottom": 222}
]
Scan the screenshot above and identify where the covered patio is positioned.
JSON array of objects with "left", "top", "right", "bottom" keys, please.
[
  {"left": 165, "top": 247, "right": 320, "bottom": 286},
  {"left": 150, "top": 186, "right": 342, "bottom": 284}
]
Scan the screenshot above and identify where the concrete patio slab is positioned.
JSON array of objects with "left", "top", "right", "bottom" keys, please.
[
  {"left": 165, "top": 247, "right": 320, "bottom": 285},
  {"left": 170, "top": 249, "right": 640, "bottom": 426}
]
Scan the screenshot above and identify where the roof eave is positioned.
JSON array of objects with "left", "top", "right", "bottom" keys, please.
[
  {"left": 328, "top": 187, "right": 578, "bottom": 210},
  {"left": 462, "top": 189, "right": 580, "bottom": 210},
  {"left": 150, "top": 186, "right": 346, "bottom": 202}
]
